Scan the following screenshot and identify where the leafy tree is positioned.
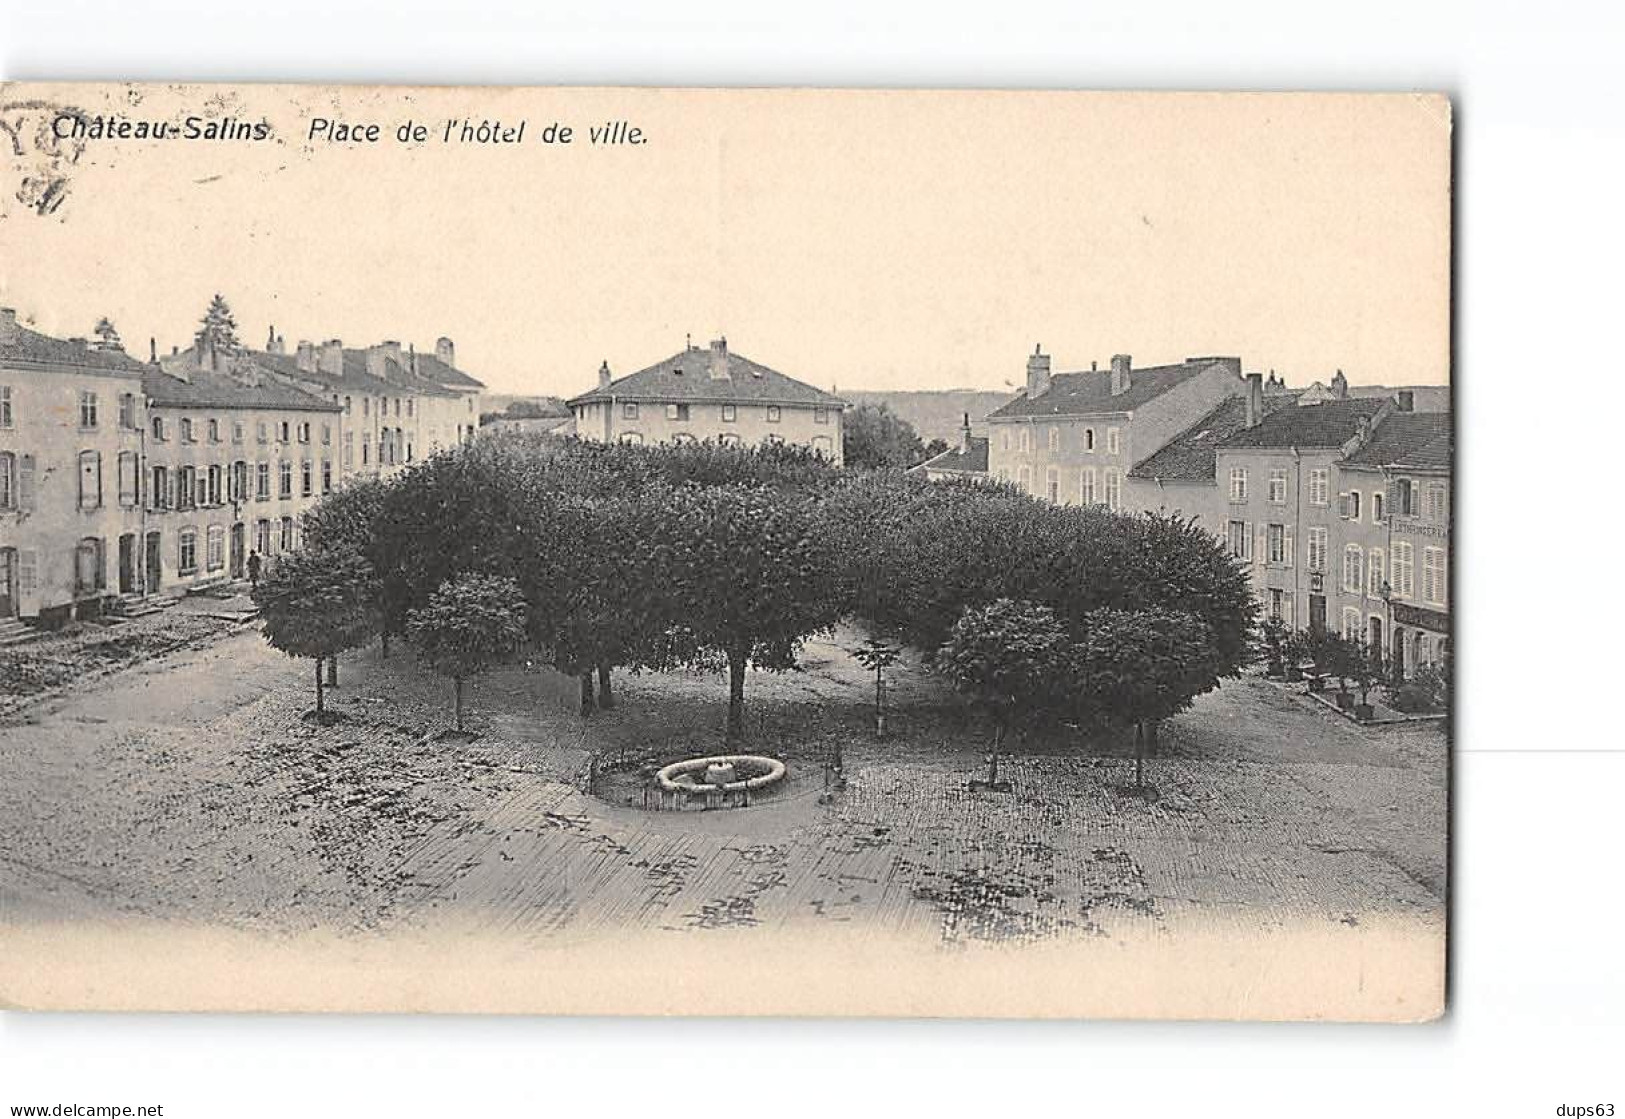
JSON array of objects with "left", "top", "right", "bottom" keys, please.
[
  {"left": 303, "top": 475, "right": 407, "bottom": 656},
  {"left": 92, "top": 316, "right": 122, "bottom": 351},
  {"left": 842, "top": 403, "right": 928, "bottom": 469},
  {"left": 195, "top": 293, "right": 241, "bottom": 354},
  {"left": 1260, "top": 614, "right": 1289, "bottom": 675},
  {"left": 252, "top": 545, "right": 379, "bottom": 720},
  {"left": 1071, "top": 607, "right": 1217, "bottom": 790},
  {"left": 658, "top": 484, "right": 843, "bottom": 743},
  {"left": 406, "top": 573, "right": 529, "bottom": 733},
  {"left": 1349, "top": 642, "right": 1385, "bottom": 715},
  {"left": 937, "top": 599, "right": 1074, "bottom": 788}
]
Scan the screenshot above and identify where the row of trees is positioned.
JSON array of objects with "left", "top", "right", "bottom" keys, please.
[{"left": 257, "top": 434, "right": 1257, "bottom": 749}]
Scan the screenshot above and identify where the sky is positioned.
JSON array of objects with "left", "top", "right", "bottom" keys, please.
[{"left": 0, "top": 85, "right": 1451, "bottom": 397}]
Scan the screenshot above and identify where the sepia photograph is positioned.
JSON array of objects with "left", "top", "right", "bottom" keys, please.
[{"left": 0, "top": 83, "right": 1452, "bottom": 1021}]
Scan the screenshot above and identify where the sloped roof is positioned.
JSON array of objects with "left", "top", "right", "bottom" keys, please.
[
  {"left": 1216, "top": 397, "right": 1386, "bottom": 450},
  {"left": 1128, "top": 392, "right": 1299, "bottom": 481},
  {"left": 1342, "top": 412, "right": 1452, "bottom": 473},
  {"left": 412, "top": 350, "right": 484, "bottom": 390},
  {"left": 568, "top": 345, "right": 846, "bottom": 408},
  {"left": 341, "top": 350, "right": 460, "bottom": 398},
  {"left": 150, "top": 351, "right": 339, "bottom": 412},
  {"left": 913, "top": 436, "right": 989, "bottom": 475},
  {"left": 986, "top": 359, "right": 1229, "bottom": 420},
  {"left": 0, "top": 324, "right": 147, "bottom": 377}
]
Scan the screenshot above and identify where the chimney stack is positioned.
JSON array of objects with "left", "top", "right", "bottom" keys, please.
[
  {"left": 960, "top": 411, "right": 973, "bottom": 453},
  {"left": 1331, "top": 369, "right": 1349, "bottom": 399},
  {"left": 1245, "top": 372, "right": 1264, "bottom": 429},
  {"left": 295, "top": 340, "right": 316, "bottom": 372},
  {"left": 1026, "top": 344, "right": 1051, "bottom": 398},
  {"left": 436, "top": 336, "right": 455, "bottom": 368},
  {"left": 1397, "top": 389, "right": 1415, "bottom": 413},
  {"left": 319, "top": 339, "right": 344, "bottom": 377},
  {"left": 198, "top": 333, "right": 217, "bottom": 374},
  {"left": 0, "top": 307, "right": 16, "bottom": 345},
  {"left": 709, "top": 337, "right": 730, "bottom": 381},
  {"left": 1110, "top": 354, "right": 1131, "bottom": 396},
  {"left": 148, "top": 338, "right": 157, "bottom": 364},
  {"left": 266, "top": 325, "right": 287, "bottom": 355},
  {"left": 597, "top": 360, "right": 612, "bottom": 390}
]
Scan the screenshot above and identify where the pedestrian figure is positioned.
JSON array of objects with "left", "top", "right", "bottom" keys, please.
[{"left": 247, "top": 549, "right": 262, "bottom": 589}]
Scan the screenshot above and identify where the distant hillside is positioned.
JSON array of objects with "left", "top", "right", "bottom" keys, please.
[
  {"left": 482, "top": 394, "right": 572, "bottom": 418},
  {"left": 844, "top": 390, "right": 1013, "bottom": 445}
]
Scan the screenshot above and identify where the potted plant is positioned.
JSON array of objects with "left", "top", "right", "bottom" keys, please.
[
  {"left": 1260, "top": 615, "right": 1288, "bottom": 678},
  {"left": 1351, "top": 644, "right": 1383, "bottom": 721}
]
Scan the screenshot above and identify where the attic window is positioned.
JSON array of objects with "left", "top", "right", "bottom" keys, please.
[{"left": 673, "top": 366, "right": 684, "bottom": 376}]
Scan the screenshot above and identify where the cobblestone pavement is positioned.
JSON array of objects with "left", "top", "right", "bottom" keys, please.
[{"left": 0, "top": 624, "right": 1447, "bottom": 952}]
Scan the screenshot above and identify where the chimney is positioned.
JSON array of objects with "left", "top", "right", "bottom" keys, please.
[
  {"left": 960, "top": 411, "right": 972, "bottom": 453},
  {"left": 367, "top": 341, "right": 404, "bottom": 381},
  {"left": 199, "top": 333, "right": 217, "bottom": 374},
  {"left": 296, "top": 340, "right": 317, "bottom": 373},
  {"left": 148, "top": 338, "right": 157, "bottom": 364},
  {"left": 1397, "top": 389, "right": 1415, "bottom": 413},
  {"left": 1026, "top": 344, "right": 1051, "bottom": 398},
  {"left": 436, "top": 336, "right": 455, "bottom": 368},
  {"left": 1331, "top": 369, "right": 1349, "bottom": 399},
  {"left": 266, "top": 325, "right": 286, "bottom": 355},
  {"left": 1110, "top": 354, "right": 1131, "bottom": 396},
  {"left": 1245, "top": 372, "right": 1264, "bottom": 429},
  {"left": 597, "top": 360, "right": 612, "bottom": 390},
  {"left": 709, "top": 337, "right": 730, "bottom": 380},
  {"left": 319, "top": 339, "right": 344, "bottom": 377},
  {"left": 0, "top": 307, "right": 16, "bottom": 345}
]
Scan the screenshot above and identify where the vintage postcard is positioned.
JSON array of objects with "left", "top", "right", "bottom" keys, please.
[{"left": 0, "top": 83, "right": 1451, "bottom": 1019}]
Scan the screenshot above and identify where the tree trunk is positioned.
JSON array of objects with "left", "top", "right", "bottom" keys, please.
[
  {"left": 314, "top": 657, "right": 325, "bottom": 718},
  {"left": 1147, "top": 720, "right": 1159, "bottom": 757},
  {"left": 989, "top": 721, "right": 1004, "bottom": 786},
  {"left": 454, "top": 677, "right": 464, "bottom": 732},
  {"left": 579, "top": 672, "right": 596, "bottom": 717},
  {"left": 597, "top": 662, "right": 614, "bottom": 710},
  {"left": 874, "top": 667, "right": 885, "bottom": 738},
  {"left": 726, "top": 650, "right": 747, "bottom": 744},
  {"left": 380, "top": 630, "right": 390, "bottom": 659},
  {"left": 1134, "top": 721, "right": 1145, "bottom": 789},
  {"left": 326, "top": 656, "right": 338, "bottom": 687}
]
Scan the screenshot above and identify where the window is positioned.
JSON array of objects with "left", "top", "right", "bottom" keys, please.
[
  {"left": 75, "top": 537, "right": 105, "bottom": 594},
  {"left": 233, "top": 420, "right": 244, "bottom": 443},
  {"left": 1227, "top": 520, "right": 1249, "bottom": 559},
  {"left": 671, "top": 433, "right": 697, "bottom": 447},
  {"left": 1080, "top": 467, "right": 1097, "bottom": 505},
  {"left": 1270, "top": 589, "right": 1284, "bottom": 620},
  {"left": 1083, "top": 428, "right": 1095, "bottom": 452},
  {"left": 811, "top": 435, "right": 833, "bottom": 458},
  {"left": 363, "top": 437, "right": 370, "bottom": 465},
  {"left": 814, "top": 407, "right": 830, "bottom": 425},
  {"left": 721, "top": 404, "right": 736, "bottom": 422},
  {"left": 0, "top": 385, "right": 11, "bottom": 427},
  {"left": 1229, "top": 467, "right": 1248, "bottom": 503},
  {"left": 181, "top": 417, "right": 195, "bottom": 443},
  {"left": 300, "top": 460, "right": 312, "bottom": 498},
  {"left": 406, "top": 399, "right": 414, "bottom": 418},
  {"left": 1343, "top": 545, "right": 1364, "bottom": 592},
  {"left": 1423, "top": 547, "right": 1446, "bottom": 605},
  {"left": 619, "top": 432, "right": 644, "bottom": 446},
  {"left": 279, "top": 461, "right": 292, "bottom": 499},
  {"left": 1046, "top": 466, "right": 1059, "bottom": 503},
  {"left": 119, "top": 393, "right": 137, "bottom": 429},
  {"left": 1106, "top": 427, "right": 1120, "bottom": 455},
  {"left": 322, "top": 460, "right": 333, "bottom": 493},
  {"left": 257, "top": 421, "right": 268, "bottom": 444},
  {"left": 322, "top": 423, "right": 331, "bottom": 446},
  {"left": 117, "top": 452, "right": 139, "bottom": 507},
  {"left": 1348, "top": 491, "right": 1360, "bottom": 520},
  {"left": 1308, "top": 468, "right": 1328, "bottom": 506},
  {"left": 1372, "top": 492, "right": 1385, "bottom": 522},
  {"left": 1001, "top": 430, "right": 1010, "bottom": 452},
  {"left": 0, "top": 452, "right": 13, "bottom": 509},
  {"left": 1425, "top": 483, "right": 1447, "bottom": 523},
  {"left": 232, "top": 461, "right": 248, "bottom": 503},
  {"left": 719, "top": 433, "right": 742, "bottom": 447},
  {"left": 298, "top": 422, "right": 310, "bottom": 444},
  {"left": 152, "top": 416, "right": 166, "bottom": 441},
  {"left": 1392, "top": 541, "right": 1415, "bottom": 599},
  {"left": 1017, "top": 465, "right": 1031, "bottom": 493},
  {"left": 207, "top": 465, "right": 222, "bottom": 506},
  {"left": 1048, "top": 428, "right": 1060, "bottom": 452},
  {"left": 208, "top": 418, "right": 220, "bottom": 442},
  {"left": 280, "top": 517, "right": 295, "bottom": 552},
  {"left": 623, "top": 402, "right": 639, "bottom": 420},
  {"left": 78, "top": 450, "right": 103, "bottom": 510},
  {"left": 1105, "top": 468, "right": 1121, "bottom": 510},
  {"left": 178, "top": 528, "right": 199, "bottom": 576},
  {"left": 150, "top": 465, "right": 170, "bottom": 509},
  {"left": 1393, "top": 477, "right": 1414, "bottom": 517},
  {"left": 1267, "top": 523, "right": 1285, "bottom": 564},
  {"left": 79, "top": 390, "right": 98, "bottom": 428},
  {"left": 343, "top": 432, "right": 354, "bottom": 467},
  {"left": 1341, "top": 607, "right": 1362, "bottom": 642},
  {"left": 1368, "top": 548, "right": 1385, "bottom": 598},
  {"left": 256, "top": 463, "right": 270, "bottom": 501},
  {"left": 175, "top": 465, "right": 195, "bottom": 511},
  {"left": 206, "top": 525, "right": 225, "bottom": 572},
  {"left": 766, "top": 406, "right": 781, "bottom": 424},
  {"left": 344, "top": 396, "right": 352, "bottom": 414},
  {"left": 363, "top": 398, "right": 370, "bottom": 416},
  {"left": 1307, "top": 526, "right": 1328, "bottom": 572},
  {"left": 1268, "top": 469, "right": 1286, "bottom": 504},
  {"left": 666, "top": 403, "right": 690, "bottom": 422},
  {"left": 256, "top": 519, "right": 272, "bottom": 555},
  {"left": 279, "top": 422, "right": 290, "bottom": 444}
]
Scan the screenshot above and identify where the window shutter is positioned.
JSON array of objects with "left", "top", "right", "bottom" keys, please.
[
  {"left": 1337, "top": 493, "right": 1349, "bottom": 519},
  {"left": 1255, "top": 523, "right": 1266, "bottom": 565},
  {"left": 1284, "top": 527, "right": 1294, "bottom": 568},
  {"left": 18, "top": 549, "right": 38, "bottom": 598},
  {"left": 18, "top": 454, "right": 35, "bottom": 510}
]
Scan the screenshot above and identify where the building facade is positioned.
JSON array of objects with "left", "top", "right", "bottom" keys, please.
[
  {"left": 985, "top": 348, "right": 1246, "bottom": 508},
  {"left": 912, "top": 413, "right": 991, "bottom": 482},
  {"left": 567, "top": 338, "right": 846, "bottom": 462}
]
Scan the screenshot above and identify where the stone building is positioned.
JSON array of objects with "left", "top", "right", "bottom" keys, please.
[
  {"left": 0, "top": 309, "right": 148, "bottom": 625},
  {"left": 567, "top": 338, "right": 846, "bottom": 462},
  {"left": 985, "top": 347, "right": 1246, "bottom": 508},
  {"left": 912, "top": 413, "right": 990, "bottom": 482}
]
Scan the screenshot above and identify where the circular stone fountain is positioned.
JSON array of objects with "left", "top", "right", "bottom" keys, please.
[{"left": 657, "top": 754, "right": 787, "bottom": 796}]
